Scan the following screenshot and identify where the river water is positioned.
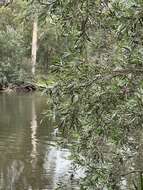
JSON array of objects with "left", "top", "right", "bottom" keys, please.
[{"left": 0, "top": 93, "right": 78, "bottom": 190}]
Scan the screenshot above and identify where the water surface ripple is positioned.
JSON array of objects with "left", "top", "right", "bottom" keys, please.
[{"left": 0, "top": 93, "right": 76, "bottom": 190}]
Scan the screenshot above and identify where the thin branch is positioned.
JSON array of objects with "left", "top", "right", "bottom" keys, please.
[
  {"left": 37, "top": 0, "right": 57, "bottom": 6},
  {"left": 121, "top": 170, "right": 143, "bottom": 177}
]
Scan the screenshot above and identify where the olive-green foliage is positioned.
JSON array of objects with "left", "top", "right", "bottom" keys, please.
[
  {"left": 36, "top": 0, "right": 143, "bottom": 189},
  {"left": 0, "top": 1, "right": 32, "bottom": 86},
  {"left": 37, "top": 20, "right": 64, "bottom": 72}
]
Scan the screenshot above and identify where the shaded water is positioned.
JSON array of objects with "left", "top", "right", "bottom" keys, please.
[{"left": 0, "top": 93, "right": 77, "bottom": 190}]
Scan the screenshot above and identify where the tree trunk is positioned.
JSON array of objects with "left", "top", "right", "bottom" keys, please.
[{"left": 31, "top": 16, "right": 38, "bottom": 75}]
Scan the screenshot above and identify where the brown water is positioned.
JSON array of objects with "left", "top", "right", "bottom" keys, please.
[{"left": 0, "top": 93, "right": 78, "bottom": 190}]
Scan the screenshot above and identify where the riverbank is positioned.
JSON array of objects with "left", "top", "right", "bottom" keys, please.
[{"left": 0, "top": 83, "right": 37, "bottom": 93}]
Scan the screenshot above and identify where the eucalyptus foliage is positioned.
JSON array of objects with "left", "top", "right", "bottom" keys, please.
[
  {"left": 0, "top": 1, "right": 32, "bottom": 86},
  {"left": 36, "top": 0, "right": 143, "bottom": 189}
]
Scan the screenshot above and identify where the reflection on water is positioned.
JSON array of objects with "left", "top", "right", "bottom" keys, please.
[
  {"left": 31, "top": 99, "right": 38, "bottom": 169},
  {"left": 0, "top": 93, "right": 77, "bottom": 190}
]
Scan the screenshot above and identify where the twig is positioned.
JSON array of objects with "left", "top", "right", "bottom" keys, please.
[{"left": 121, "top": 170, "right": 143, "bottom": 177}]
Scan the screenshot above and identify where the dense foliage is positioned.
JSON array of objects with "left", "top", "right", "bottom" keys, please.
[
  {"left": 0, "top": 1, "right": 33, "bottom": 87},
  {"left": 37, "top": 0, "right": 143, "bottom": 189},
  {"left": 0, "top": 0, "right": 63, "bottom": 87}
]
